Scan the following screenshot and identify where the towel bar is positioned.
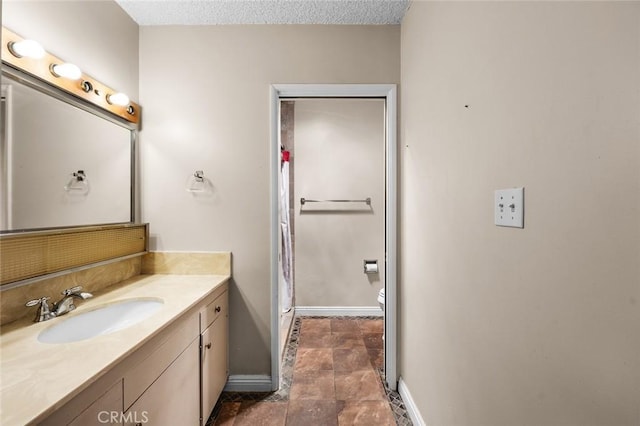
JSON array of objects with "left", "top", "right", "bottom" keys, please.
[{"left": 300, "top": 197, "right": 371, "bottom": 206}]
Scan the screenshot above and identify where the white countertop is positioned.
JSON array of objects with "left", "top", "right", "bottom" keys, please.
[{"left": 0, "top": 273, "right": 229, "bottom": 425}]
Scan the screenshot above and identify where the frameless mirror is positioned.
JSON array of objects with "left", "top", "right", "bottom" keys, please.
[{"left": 0, "top": 68, "right": 134, "bottom": 232}]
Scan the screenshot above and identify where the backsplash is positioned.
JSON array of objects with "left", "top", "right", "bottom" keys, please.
[
  {"left": 0, "top": 247, "right": 231, "bottom": 326},
  {"left": 0, "top": 257, "right": 141, "bottom": 326},
  {"left": 141, "top": 251, "right": 231, "bottom": 275}
]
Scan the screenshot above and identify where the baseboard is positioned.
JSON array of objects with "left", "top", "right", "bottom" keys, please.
[
  {"left": 294, "top": 306, "right": 383, "bottom": 317},
  {"left": 223, "top": 375, "right": 273, "bottom": 392},
  {"left": 398, "top": 377, "right": 427, "bottom": 426}
]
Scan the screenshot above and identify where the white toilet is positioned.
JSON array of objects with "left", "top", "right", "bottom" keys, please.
[
  {"left": 377, "top": 287, "right": 385, "bottom": 312},
  {"left": 377, "top": 288, "right": 385, "bottom": 341}
]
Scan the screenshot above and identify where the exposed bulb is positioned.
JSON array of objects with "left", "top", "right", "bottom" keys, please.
[
  {"left": 106, "top": 92, "right": 130, "bottom": 106},
  {"left": 8, "top": 39, "right": 45, "bottom": 59},
  {"left": 50, "top": 63, "right": 82, "bottom": 80}
]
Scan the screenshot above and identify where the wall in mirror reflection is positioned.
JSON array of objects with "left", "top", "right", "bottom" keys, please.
[{"left": 0, "top": 74, "right": 132, "bottom": 231}]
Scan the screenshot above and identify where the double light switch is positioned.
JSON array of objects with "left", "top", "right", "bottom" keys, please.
[{"left": 495, "top": 187, "right": 524, "bottom": 228}]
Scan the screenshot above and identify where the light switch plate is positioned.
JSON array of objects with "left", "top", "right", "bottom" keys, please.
[{"left": 495, "top": 187, "right": 524, "bottom": 228}]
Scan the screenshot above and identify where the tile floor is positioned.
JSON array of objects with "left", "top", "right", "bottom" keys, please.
[{"left": 208, "top": 316, "right": 412, "bottom": 425}]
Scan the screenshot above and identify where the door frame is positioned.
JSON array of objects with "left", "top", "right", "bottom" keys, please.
[{"left": 269, "top": 84, "right": 398, "bottom": 391}]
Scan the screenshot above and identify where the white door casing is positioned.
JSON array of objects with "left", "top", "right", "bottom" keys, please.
[{"left": 270, "top": 84, "right": 397, "bottom": 391}]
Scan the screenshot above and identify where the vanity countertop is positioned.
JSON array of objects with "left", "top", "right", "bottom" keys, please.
[{"left": 0, "top": 273, "right": 230, "bottom": 426}]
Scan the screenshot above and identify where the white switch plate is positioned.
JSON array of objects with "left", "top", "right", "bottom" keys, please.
[{"left": 495, "top": 188, "right": 524, "bottom": 228}]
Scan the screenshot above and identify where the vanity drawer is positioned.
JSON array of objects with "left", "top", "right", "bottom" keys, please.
[{"left": 200, "top": 290, "right": 228, "bottom": 331}]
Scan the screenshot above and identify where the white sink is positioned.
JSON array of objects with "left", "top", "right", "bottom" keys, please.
[{"left": 38, "top": 298, "right": 164, "bottom": 344}]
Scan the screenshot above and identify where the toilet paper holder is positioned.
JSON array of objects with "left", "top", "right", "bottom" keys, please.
[{"left": 363, "top": 260, "right": 378, "bottom": 274}]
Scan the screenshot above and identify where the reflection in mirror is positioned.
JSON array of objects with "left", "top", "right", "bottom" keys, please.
[{"left": 0, "top": 70, "right": 133, "bottom": 232}]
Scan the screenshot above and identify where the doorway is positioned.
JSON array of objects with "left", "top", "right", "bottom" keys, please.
[{"left": 270, "top": 84, "right": 397, "bottom": 391}]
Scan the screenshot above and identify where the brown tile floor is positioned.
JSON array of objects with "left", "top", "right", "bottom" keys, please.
[{"left": 210, "top": 317, "right": 408, "bottom": 426}]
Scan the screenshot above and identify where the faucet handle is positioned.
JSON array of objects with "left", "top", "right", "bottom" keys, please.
[
  {"left": 62, "top": 286, "right": 83, "bottom": 296},
  {"left": 25, "top": 297, "right": 56, "bottom": 322},
  {"left": 26, "top": 296, "right": 51, "bottom": 307}
]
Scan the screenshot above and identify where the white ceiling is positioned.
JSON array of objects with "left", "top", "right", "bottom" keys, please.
[{"left": 115, "top": 0, "right": 410, "bottom": 26}]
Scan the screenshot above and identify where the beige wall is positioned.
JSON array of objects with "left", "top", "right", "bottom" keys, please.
[
  {"left": 293, "top": 99, "right": 385, "bottom": 307},
  {"left": 400, "top": 2, "right": 640, "bottom": 425},
  {"left": 139, "top": 25, "right": 400, "bottom": 375}
]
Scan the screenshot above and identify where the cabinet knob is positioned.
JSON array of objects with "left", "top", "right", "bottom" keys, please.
[
  {"left": 215, "top": 306, "right": 221, "bottom": 313},
  {"left": 205, "top": 342, "right": 212, "bottom": 349}
]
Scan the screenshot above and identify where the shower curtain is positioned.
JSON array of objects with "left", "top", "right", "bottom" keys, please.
[{"left": 280, "top": 151, "right": 293, "bottom": 312}]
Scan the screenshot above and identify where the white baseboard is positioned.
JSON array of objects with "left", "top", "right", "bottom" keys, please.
[
  {"left": 294, "top": 306, "right": 383, "bottom": 317},
  {"left": 398, "top": 377, "right": 427, "bottom": 426},
  {"left": 223, "top": 375, "right": 273, "bottom": 392}
]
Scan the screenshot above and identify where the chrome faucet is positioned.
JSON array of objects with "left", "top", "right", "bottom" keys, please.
[
  {"left": 25, "top": 286, "right": 93, "bottom": 322},
  {"left": 53, "top": 286, "right": 93, "bottom": 316}
]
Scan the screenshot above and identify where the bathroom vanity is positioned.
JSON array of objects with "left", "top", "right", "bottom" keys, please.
[
  {"left": 0, "top": 24, "right": 230, "bottom": 426},
  {"left": 0, "top": 274, "right": 229, "bottom": 425}
]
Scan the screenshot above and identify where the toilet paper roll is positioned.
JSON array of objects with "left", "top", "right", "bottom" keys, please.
[{"left": 364, "top": 262, "right": 378, "bottom": 274}]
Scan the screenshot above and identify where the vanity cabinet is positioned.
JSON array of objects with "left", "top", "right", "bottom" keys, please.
[
  {"left": 41, "top": 281, "right": 229, "bottom": 426},
  {"left": 200, "top": 290, "right": 229, "bottom": 424}
]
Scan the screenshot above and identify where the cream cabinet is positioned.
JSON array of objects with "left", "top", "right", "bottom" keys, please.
[
  {"left": 200, "top": 290, "right": 229, "bottom": 423},
  {"left": 40, "top": 379, "right": 125, "bottom": 426},
  {"left": 123, "top": 339, "right": 200, "bottom": 426},
  {"left": 43, "top": 281, "right": 229, "bottom": 426},
  {"left": 68, "top": 382, "right": 123, "bottom": 426}
]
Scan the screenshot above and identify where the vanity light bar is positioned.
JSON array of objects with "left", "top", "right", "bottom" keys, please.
[{"left": 1, "top": 26, "right": 140, "bottom": 125}]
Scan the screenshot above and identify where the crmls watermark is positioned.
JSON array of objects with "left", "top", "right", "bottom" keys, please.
[{"left": 97, "top": 411, "right": 149, "bottom": 424}]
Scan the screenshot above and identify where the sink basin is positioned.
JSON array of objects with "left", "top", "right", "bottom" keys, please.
[{"left": 38, "top": 298, "right": 164, "bottom": 344}]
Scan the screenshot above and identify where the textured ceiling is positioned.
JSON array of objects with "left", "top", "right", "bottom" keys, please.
[{"left": 116, "top": 0, "right": 410, "bottom": 26}]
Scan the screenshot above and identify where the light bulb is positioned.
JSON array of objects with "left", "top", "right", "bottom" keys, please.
[
  {"left": 8, "top": 39, "right": 45, "bottom": 59},
  {"left": 50, "top": 63, "right": 82, "bottom": 80},
  {"left": 106, "top": 92, "right": 130, "bottom": 106}
]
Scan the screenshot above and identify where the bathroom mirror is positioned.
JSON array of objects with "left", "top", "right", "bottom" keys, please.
[{"left": 0, "top": 67, "right": 134, "bottom": 232}]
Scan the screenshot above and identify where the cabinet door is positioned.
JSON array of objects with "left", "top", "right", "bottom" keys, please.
[
  {"left": 42, "top": 379, "right": 123, "bottom": 426},
  {"left": 124, "top": 339, "right": 200, "bottom": 426},
  {"left": 201, "top": 314, "right": 228, "bottom": 422},
  {"left": 68, "top": 381, "right": 123, "bottom": 426}
]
